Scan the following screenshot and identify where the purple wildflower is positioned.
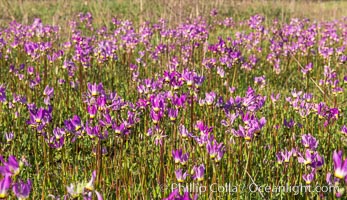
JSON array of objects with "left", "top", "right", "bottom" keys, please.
[
  {"left": 192, "top": 164, "right": 205, "bottom": 182},
  {"left": 302, "top": 171, "right": 315, "bottom": 184},
  {"left": 175, "top": 169, "right": 188, "bottom": 183},
  {"left": 0, "top": 176, "right": 11, "bottom": 198},
  {"left": 333, "top": 150, "right": 347, "bottom": 179},
  {"left": 301, "top": 134, "right": 318, "bottom": 150},
  {"left": 13, "top": 179, "right": 32, "bottom": 199}
]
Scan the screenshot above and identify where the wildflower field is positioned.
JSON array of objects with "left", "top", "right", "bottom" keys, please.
[{"left": 1, "top": 1, "right": 347, "bottom": 199}]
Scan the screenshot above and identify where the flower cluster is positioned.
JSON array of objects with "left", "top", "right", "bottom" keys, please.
[{"left": 0, "top": 155, "right": 31, "bottom": 199}]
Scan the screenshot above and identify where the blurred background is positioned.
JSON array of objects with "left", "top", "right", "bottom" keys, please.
[{"left": 0, "top": 0, "right": 346, "bottom": 27}]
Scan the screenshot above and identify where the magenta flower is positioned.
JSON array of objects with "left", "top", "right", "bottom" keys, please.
[
  {"left": 192, "top": 164, "right": 205, "bottom": 182},
  {"left": 0, "top": 155, "right": 20, "bottom": 176},
  {"left": 180, "top": 153, "right": 189, "bottom": 165},
  {"left": 302, "top": 171, "right": 315, "bottom": 184},
  {"left": 28, "top": 107, "right": 45, "bottom": 125},
  {"left": 5, "top": 132, "right": 14, "bottom": 142},
  {"left": 206, "top": 140, "right": 224, "bottom": 159},
  {"left": 301, "top": 63, "right": 313, "bottom": 75},
  {"left": 172, "top": 149, "right": 183, "bottom": 164},
  {"left": 151, "top": 94, "right": 165, "bottom": 112},
  {"left": 182, "top": 70, "right": 195, "bottom": 87},
  {"left": 172, "top": 149, "right": 189, "bottom": 165},
  {"left": 163, "top": 189, "right": 198, "bottom": 200},
  {"left": 326, "top": 172, "right": 339, "bottom": 186},
  {"left": 270, "top": 93, "right": 280, "bottom": 104},
  {"left": 87, "top": 105, "right": 97, "bottom": 119},
  {"left": 311, "top": 153, "right": 324, "bottom": 170},
  {"left": 178, "top": 124, "right": 190, "bottom": 139},
  {"left": 215, "top": 148, "right": 225, "bottom": 163},
  {"left": 216, "top": 67, "right": 225, "bottom": 78},
  {"left": 53, "top": 127, "right": 65, "bottom": 140},
  {"left": 0, "top": 85, "right": 6, "bottom": 103},
  {"left": 71, "top": 115, "right": 83, "bottom": 131},
  {"left": 254, "top": 75, "right": 266, "bottom": 88},
  {"left": 95, "top": 96, "right": 107, "bottom": 111},
  {"left": 277, "top": 149, "right": 293, "bottom": 164},
  {"left": 150, "top": 110, "right": 163, "bottom": 124},
  {"left": 99, "top": 113, "right": 113, "bottom": 127},
  {"left": 205, "top": 91, "right": 216, "bottom": 106},
  {"left": 341, "top": 125, "right": 347, "bottom": 136},
  {"left": 154, "top": 133, "right": 167, "bottom": 146},
  {"left": 175, "top": 169, "right": 188, "bottom": 183},
  {"left": 0, "top": 176, "right": 11, "bottom": 198},
  {"left": 85, "top": 171, "right": 96, "bottom": 191},
  {"left": 168, "top": 108, "right": 178, "bottom": 121},
  {"left": 112, "top": 122, "right": 125, "bottom": 135},
  {"left": 232, "top": 125, "right": 253, "bottom": 141},
  {"left": 335, "top": 187, "right": 345, "bottom": 198},
  {"left": 283, "top": 118, "right": 295, "bottom": 129},
  {"left": 172, "top": 94, "right": 186, "bottom": 108},
  {"left": 163, "top": 189, "right": 180, "bottom": 200},
  {"left": 276, "top": 152, "right": 284, "bottom": 165},
  {"left": 87, "top": 82, "right": 104, "bottom": 97},
  {"left": 13, "top": 179, "right": 32, "bottom": 199},
  {"left": 67, "top": 170, "right": 103, "bottom": 200},
  {"left": 43, "top": 85, "right": 54, "bottom": 97},
  {"left": 301, "top": 134, "right": 318, "bottom": 150},
  {"left": 298, "top": 149, "right": 315, "bottom": 165},
  {"left": 194, "top": 120, "right": 207, "bottom": 132},
  {"left": 333, "top": 150, "right": 347, "bottom": 179},
  {"left": 47, "top": 136, "right": 65, "bottom": 150}
]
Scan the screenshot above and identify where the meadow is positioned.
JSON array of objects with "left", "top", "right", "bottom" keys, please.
[{"left": 1, "top": 0, "right": 347, "bottom": 199}]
